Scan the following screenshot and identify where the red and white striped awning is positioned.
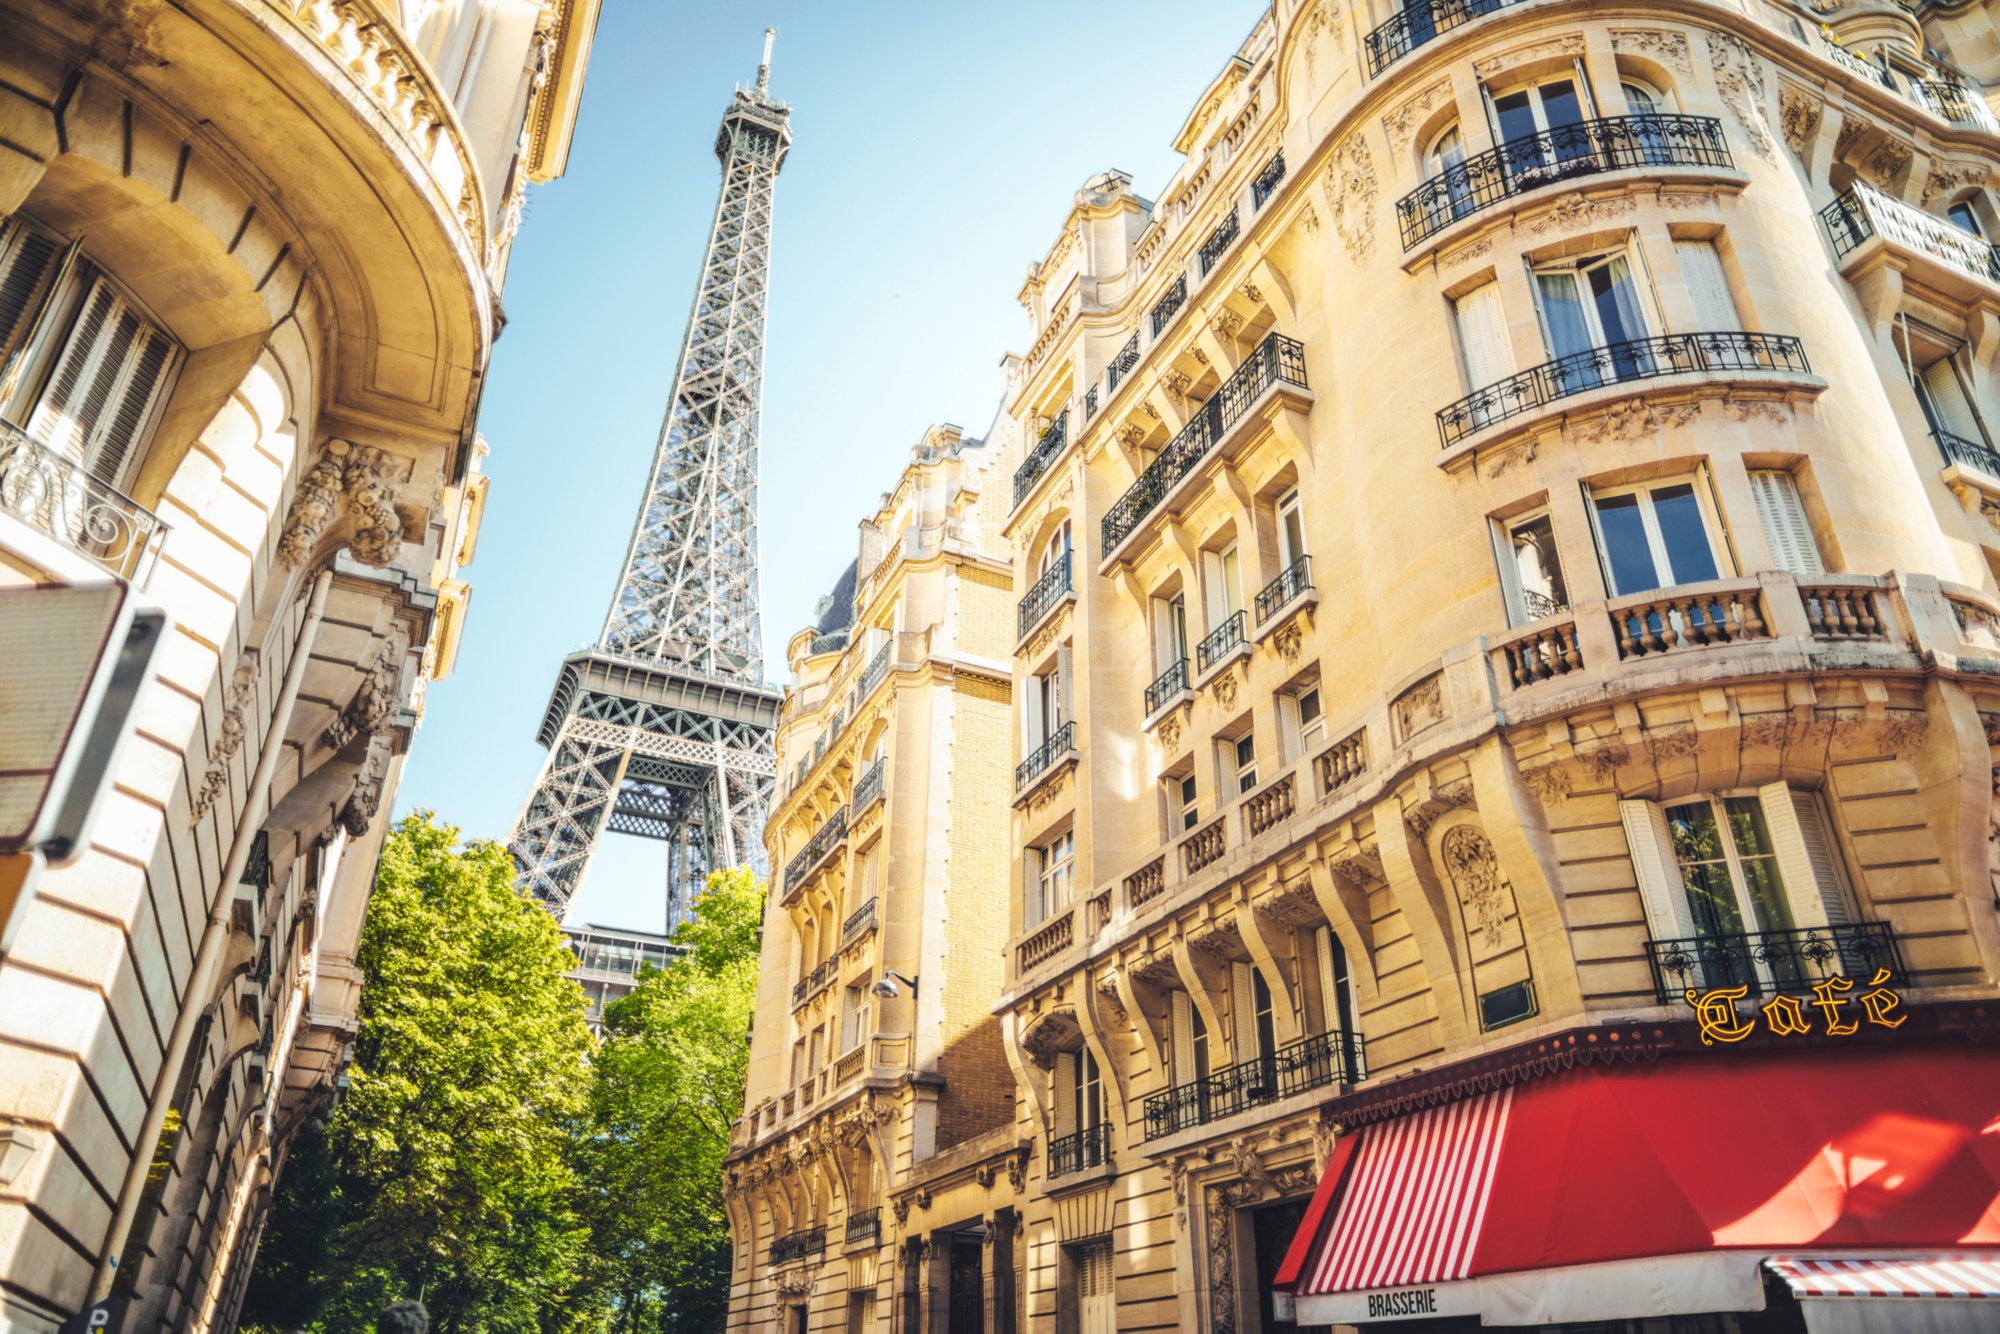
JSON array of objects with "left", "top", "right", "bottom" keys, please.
[
  {"left": 1303, "top": 1087, "right": 1514, "bottom": 1293},
  {"left": 1767, "top": 1256, "right": 2000, "bottom": 1300}
]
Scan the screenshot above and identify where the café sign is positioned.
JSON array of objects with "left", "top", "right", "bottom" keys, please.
[{"left": 1685, "top": 970, "right": 1906, "bottom": 1046}]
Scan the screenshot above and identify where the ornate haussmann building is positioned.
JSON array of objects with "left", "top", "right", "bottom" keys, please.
[
  {"left": 0, "top": 0, "right": 597, "bottom": 1328},
  {"left": 735, "top": 0, "right": 2000, "bottom": 1331}
]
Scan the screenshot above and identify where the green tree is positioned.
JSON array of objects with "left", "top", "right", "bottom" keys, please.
[
  {"left": 573, "top": 867, "right": 763, "bottom": 1331},
  {"left": 242, "top": 813, "right": 597, "bottom": 1332}
]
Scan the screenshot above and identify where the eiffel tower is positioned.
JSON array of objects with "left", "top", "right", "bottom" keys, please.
[{"left": 511, "top": 31, "right": 789, "bottom": 928}]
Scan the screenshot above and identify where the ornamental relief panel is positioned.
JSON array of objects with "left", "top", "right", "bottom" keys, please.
[
  {"left": 1609, "top": 29, "right": 1691, "bottom": 75},
  {"left": 1322, "top": 132, "right": 1377, "bottom": 263},
  {"left": 1472, "top": 33, "right": 1584, "bottom": 81},
  {"left": 1382, "top": 78, "right": 1453, "bottom": 155},
  {"left": 1706, "top": 30, "right": 1776, "bottom": 161}
]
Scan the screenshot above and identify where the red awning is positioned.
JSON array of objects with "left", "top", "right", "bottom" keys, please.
[
  {"left": 1767, "top": 1255, "right": 2000, "bottom": 1299},
  {"left": 1284, "top": 1048, "right": 2000, "bottom": 1323}
]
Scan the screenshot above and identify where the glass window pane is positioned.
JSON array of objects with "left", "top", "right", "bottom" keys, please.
[
  {"left": 1537, "top": 271, "right": 1595, "bottom": 361},
  {"left": 1538, "top": 80, "right": 1584, "bottom": 128},
  {"left": 1949, "top": 202, "right": 1983, "bottom": 237},
  {"left": 1667, "top": 801, "right": 1745, "bottom": 938},
  {"left": 1651, "top": 484, "right": 1720, "bottom": 584},
  {"left": 1594, "top": 493, "right": 1661, "bottom": 594},
  {"left": 1588, "top": 257, "right": 1649, "bottom": 347},
  {"left": 1493, "top": 90, "right": 1538, "bottom": 144},
  {"left": 1724, "top": 797, "right": 1796, "bottom": 934},
  {"left": 1511, "top": 513, "right": 1568, "bottom": 613}
]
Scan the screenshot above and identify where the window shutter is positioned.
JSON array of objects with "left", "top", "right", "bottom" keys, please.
[
  {"left": 1748, "top": 470, "right": 1824, "bottom": 576},
  {"left": 1675, "top": 239, "right": 1740, "bottom": 331},
  {"left": 23, "top": 278, "right": 173, "bottom": 485},
  {"left": 0, "top": 222, "right": 61, "bottom": 378},
  {"left": 1921, "top": 359, "right": 1982, "bottom": 441},
  {"left": 1057, "top": 644, "right": 1074, "bottom": 726},
  {"left": 1315, "top": 925, "right": 1343, "bottom": 1033},
  {"left": 90, "top": 324, "right": 173, "bottom": 489},
  {"left": 1078, "top": 1241, "right": 1115, "bottom": 1334},
  {"left": 1620, "top": 799, "right": 1696, "bottom": 942},
  {"left": 1053, "top": 1051, "right": 1077, "bottom": 1138},
  {"left": 1230, "top": 962, "right": 1261, "bottom": 1062},
  {"left": 1758, "top": 783, "right": 1854, "bottom": 929},
  {"left": 1454, "top": 280, "right": 1514, "bottom": 391},
  {"left": 1021, "top": 672, "right": 1039, "bottom": 753},
  {"left": 27, "top": 281, "right": 117, "bottom": 461},
  {"left": 1170, "top": 990, "right": 1196, "bottom": 1084}
]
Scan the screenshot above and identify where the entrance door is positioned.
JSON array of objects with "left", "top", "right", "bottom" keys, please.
[
  {"left": 1252, "top": 1201, "right": 1332, "bottom": 1334},
  {"left": 949, "top": 1235, "right": 985, "bottom": 1334}
]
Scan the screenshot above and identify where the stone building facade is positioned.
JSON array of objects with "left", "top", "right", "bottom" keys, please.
[
  {"left": 0, "top": 0, "right": 596, "bottom": 1327},
  {"left": 725, "top": 420, "right": 1031, "bottom": 1333},
  {"left": 998, "top": 0, "right": 2000, "bottom": 1330}
]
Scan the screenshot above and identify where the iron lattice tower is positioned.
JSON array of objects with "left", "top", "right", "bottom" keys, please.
[{"left": 510, "top": 34, "right": 790, "bottom": 927}]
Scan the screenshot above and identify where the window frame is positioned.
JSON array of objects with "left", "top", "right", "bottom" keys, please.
[
  {"left": 1583, "top": 472, "right": 1732, "bottom": 597},
  {"left": 1491, "top": 505, "right": 1571, "bottom": 626}
]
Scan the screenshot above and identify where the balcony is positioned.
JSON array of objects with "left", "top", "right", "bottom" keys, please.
[
  {"left": 1125, "top": 856, "right": 1166, "bottom": 910},
  {"left": 1143, "top": 1029, "right": 1365, "bottom": 1140},
  {"left": 1013, "top": 409, "right": 1072, "bottom": 509},
  {"left": 1195, "top": 610, "right": 1248, "bottom": 676},
  {"left": 1821, "top": 182, "right": 2000, "bottom": 287},
  {"left": 1144, "top": 657, "right": 1192, "bottom": 718},
  {"left": 1252, "top": 151, "right": 1286, "bottom": 209},
  {"left": 769, "top": 1226, "right": 827, "bottom": 1266},
  {"left": 1365, "top": 0, "right": 1522, "bottom": 79},
  {"left": 783, "top": 806, "right": 848, "bottom": 900},
  {"left": 1254, "top": 555, "right": 1313, "bottom": 628},
  {"left": 1018, "top": 551, "right": 1074, "bottom": 642},
  {"left": 1181, "top": 818, "right": 1226, "bottom": 877},
  {"left": 842, "top": 895, "right": 877, "bottom": 942},
  {"left": 1106, "top": 333, "right": 1141, "bottom": 395},
  {"left": 858, "top": 641, "right": 892, "bottom": 699},
  {"left": 1397, "top": 115, "right": 1731, "bottom": 250},
  {"left": 1103, "top": 331, "right": 1310, "bottom": 554},
  {"left": 852, "top": 756, "right": 886, "bottom": 815},
  {"left": 1244, "top": 772, "right": 1296, "bottom": 839},
  {"left": 1150, "top": 274, "right": 1188, "bottom": 336},
  {"left": 1016, "top": 720, "right": 1076, "bottom": 793},
  {"left": 1935, "top": 428, "right": 2000, "bottom": 479},
  {"left": 846, "top": 1207, "right": 880, "bottom": 1245},
  {"left": 1049, "top": 1122, "right": 1111, "bottom": 1177},
  {"left": 1018, "top": 907, "right": 1074, "bottom": 973},
  {"left": 1609, "top": 581, "right": 1770, "bottom": 660},
  {"left": 0, "top": 423, "right": 170, "bottom": 583},
  {"left": 1316, "top": 727, "right": 1368, "bottom": 792},
  {"left": 1198, "top": 207, "right": 1241, "bottom": 276},
  {"left": 1912, "top": 80, "right": 2000, "bottom": 131},
  {"left": 1436, "top": 331, "right": 1810, "bottom": 450},
  {"left": 791, "top": 957, "right": 836, "bottom": 1010},
  {"left": 1643, "top": 921, "right": 1904, "bottom": 1004}
]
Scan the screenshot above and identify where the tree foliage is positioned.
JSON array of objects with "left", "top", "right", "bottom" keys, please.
[{"left": 242, "top": 813, "right": 596, "bottom": 1332}]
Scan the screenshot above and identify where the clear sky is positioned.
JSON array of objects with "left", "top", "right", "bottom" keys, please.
[{"left": 396, "top": 0, "right": 1266, "bottom": 934}]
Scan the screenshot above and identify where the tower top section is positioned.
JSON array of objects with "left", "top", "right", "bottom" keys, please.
[{"left": 720, "top": 25, "right": 791, "bottom": 170}]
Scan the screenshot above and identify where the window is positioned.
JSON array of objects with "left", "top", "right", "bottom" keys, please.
[
  {"left": 1494, "top": 509, "right": 1570, "bottom": 624},
  {"left": 1423, "top": 122, "right": 1474, "bottom": 227},
  {"left": 0, "top": 224, "right": 178, "bottom": 492},
  {"left": 1203, "top": 543, "right": 1242, "bottom": 626},
  {"left": 1949, "top": 200, "right": 1986, "bottom": 238},
  {"left": 841, "top": 984, "right": 871, "bottom": 1054},
  {"left": 1281, "top": 684, "right": 1326, "bottom": 762},
  {"left": 1487, "top": 73, "right": 1592, "bottom": 179},
  {"left": 1170, "top": 989, "right": 1209, "bottom": 1086},
  {"left": 1622, "top": 785, "right": 1857, "bottom": 988},
  {"left": 1039, "top": 520, "right": 1072, "bottom": 575},
  {"left": 1152, "top": 592, "right": 1189, "bottom": 673},
  {"left": 1229, "top": 733, "right": 1258, "bottom": 797},
  {"left": 791, "top": 1038, "right": 807, "bottom": 1086},
  {"left": 1532, "top": 247, "right": 1654, "bottom": 380},
  {"left": 1313, "top": 924, "right": 1356, "bottom": 1037},
  {"left": 1908, "top": 337, "right": 1990, "bottom": 458},
  {"left": 1232, "top": 962, "right": 1277, "bottom": 1095},
  {"left": 1277, "top": 489, "right": 1307, "bottom": 571},
  {"left": 1029, "top": 829, "right": 1076, "bottom": 927},
  {"left": 1747, "top": 469, "right": 1825, "bottom": 576},
  {"left": 1587, "top": 479, "right": 1724, "bottom": 596},
  {"left": 1029, "top": 648, "right": 1072, "bottom": 746},
  {"left": 1453, "top": 280, "right": 1514, "bottom": 402},
  {"left": 1072, "top": 1240, "right": 1115, "bottom": 1334},
  {"left": 1171, "top": 772, "right": 1199, "bottom": 833},
  {"left": 1675, "top": 239, "right": 1741, "bottom": 332}
]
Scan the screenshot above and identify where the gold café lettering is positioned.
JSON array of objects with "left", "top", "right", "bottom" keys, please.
[{"left": 1686, "top": 969, "right": 1908, "bottom": 1046}]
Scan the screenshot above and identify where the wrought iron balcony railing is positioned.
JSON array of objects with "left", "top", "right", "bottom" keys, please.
[
  {"left": 1821, "top": 182, "right": 2000, "bottom": 284},
  {"left": 1913, "top": 79, "right": 1998, "bottom": 131},
  {"left": 1365, "top": 0, "right": 1521, "bottom": 78},
  {"left": 1012, "top": 409, "right": 1072, "bottom": 508},
  {"left": 1935, "top": 428, "right": 2000, "bottom": 478},
  {"left": 1103, "top": 331, "right": 1309, "bottom": 551},
  {"left": 769, "top": 1227, "right": 827, "bottom": 1266},
  {"left": 1145, "top": 657, "right": 1191, "bottom": 717},
  {"left": 1018, "top": 551, "right": 1073, "bottom": 640},
  {"left": 1255, "top": 555, "right": 1312, "bottom": 625},
  {"left": 784, "top": 805, "right": 848, "bottom": 892},
  {"left": 1085, "top": 385, "right": 1099, "bottom": 419},
  {"left": 1823, "top": 42, "right": 1885, "bottom": 85},
  {"left": 859, "top": 640, "right": 891, "bottom": 699},
  {"left": 791, "top": 957, "right": 835, "bottom": 1009},
  {"left": 846, "top": 1207, "right": 880, "bottom": 1245},
  {"left": 1106, "top": 332, "right": 1141, "bottom": 394},
  {"left": 1253, "top": 151, "right": 1286, "bottom": 209},
  {"left": 1643, "top": 921, "right": 1904, "bottom": 1005},
  {"left": 1436, "top": 331, "right": 1810, "bottom": 448},
  {"left": 852, "top": 756, "right": 886, "bottom": 813},
  {"left": 1150, "top": 274, "right": 1188, "bottom": 336},
  {"left": 1016, "top": 720, "right": 1076, "bottom": 791},
  {"left": 1196, "top": 609, "right": 1247, "bottom": 673},
  {"left": 1199, "top": 207, "right": 1241, "bottom": 276},
  {"left": 1049, "top": 1122, "right": 1111, "bottom": 1177},
  {"left": 1398, "top": 115, "right": 1730, "bottom": 249},
  {"left": 842, "top": 895, "right": 878, "bottom": 940},
  {"left": 1144, "top": 1029, "right": 1365, "bottom": 1140},
  {"left": 0, "top": 422, "right": 170, "bottom": 584}
]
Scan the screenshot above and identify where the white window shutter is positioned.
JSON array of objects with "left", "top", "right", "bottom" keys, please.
[
  {"left": 0, "top": 222, "right": 61, "bottom": 374},
  {"left": 1922, "top": 359, "right": 1982, "bottom": 441},
  {"left": 1053, "top": 1051, "right": 1077, "bottom": 1138},
  {"left": 1454, "top": 281, "right": 1514, "bottom": 391},
  {"left": 90, "top": 325, "right": 173, "bottom": 489},
  {"left": 1620, "top": 800, "right": 1696, "bottom": 942},
  {"left": 1675, "top": 239, "right": 1740, "bottom": 331},
  {"left": 27, "top": 281, "right": 118, "bottom": 461},
  {"left": 1170, "top": 990, "right": 1196, "bottom": 1084},
  {"left": 1021, "top": 672, "right": 1039, "bottom": 753},
  {"left": 1758, "top": 783, "right": 1854, "bottom": 929},
  {"left": 1057, "top": 644, "right": 1074, "bottom": 726},
  {"left": 1315, "top": 925, "right": 1343, "bottom": 1033},
  {"left": 1230, "top": 962, "right": 1260, "bottom": 1063},
  {"left": 1079, "top": 1241, "right": 1115, "bottom": 1334},
  {"left": 1748, "top": 470, "right": 1824, "bottom": 576}
]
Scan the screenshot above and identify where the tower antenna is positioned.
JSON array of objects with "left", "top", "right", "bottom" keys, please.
[{"left": 756, "top": 27, "right": 775, "bottom": 93}]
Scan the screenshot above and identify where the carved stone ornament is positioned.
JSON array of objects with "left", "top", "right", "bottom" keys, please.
[
  {"left": 1644, "top": 726, "right": 1702, "bottom": 764},
  {"left": 1298, "top": 199, "right": 1322, "bottom": 238},
  {"left": 1212, "top": 667, "right": 1239, "bottom": 710},
  {"left": 1257, "top": 873, "right": 1322, "bottom": 926},
  {"left": 343, "top": 446, "right": 404, "bottom": 566},
  {"left": 892, "top": 1198, "right": 911, "bottom": 1225},
  {"left": 1924, "top": 162, "right": 1988, "bottom": 209},
  {"left": 1834, "top": 116, "right": 1867, "bottom": 163},
  {"left": 1779, "top": 84, "right": 1823, "bottom": 158},
  {"left": 1302, "top": 0, "right": 1343, "bottom": 77},
  {"left": 1392, "top": 673, "right": 1445, "bottom": 742},
  {"left": 339, "top": 734, "right": 391, "bottom": 836},
  {"left": 1879, "top": 714, "right": 1930, "bottom": 760},
  {"left": 1006, "top": 1144, "right": 1030, "bottom": 1192},
  {"left": 1094, "top": 969, "right": 1128, "bottom": 1023},
  {"left": 1231, "top": 1135, "right": 1277, "bottom": 1200},
  {"left": 1272, "top": 621, "right": 1304, "bottom": 663},
  {"left": 276, "top": 446, "right": 346, "bottom": 569},
  {"left": 1311, "top": 1119, "right": 1339, "bottom": 1173},
  {"left": 774, "top": 1269, "right": 813, "bottom": 1299},
  {"left": 1206, "top": 1181, "right": 1240, "bottom": 1334},
  {"left": 1474, "top": 33, "right": 1584, "bottom": 81},
  {"left": 1115, "top": 422, "right": 1147, "bottom": 451},
  {"left": 1864, "top": 140, "right": 1913, "bottom": 190},
  {"left": 1188, "top": 919, "right": 1243, "bottom": 959},
  {"left": 1441, "top": 824, "right": 1509, "bottom": 948},
  {"left": 1238, "top": 278, "right": 1264, "bottom": 305},
  {"left": 1382, "top": 79, "right": 1452, "bottom": 155},
  {"left": 1162, "top": 368, "right": 1193, "bottom": 400},
  {"left": 914, "top": 1188, "right": 931, "bottom": 1210},
  {"left": 1525, "top": 191, "right": 1635, "bottom": 238},
  {"left": 1520, "top": 763, "right": 1571, "bottom": 803},
  {"left": 324, "top": 630, "right": 408, "bottom": 750},
  {"left": 1610, "top": 29, "right": 1692, "bottom": 74},
  {"left": 276, "top": 439, "right": 407, "bottom": 570},
  {"left": 1019, "top": 1011, "right": 1078, "bottom": 1070},
  {"left": 192, "top": 652, "right": 260, "bottom": 820},
  {"left": 1707, "top": 30, "right": 1775, "bottom": 160},
  {"left": 1725, "top": 397, "right": 1789, "bottom": 425},
  {"left": 1740, "top": 714, "right": 1795, "bottom": 750},
  {"left": 1577, "top": 741, "right": 1629, "bottom": 780},
  {"left": 1329, "top": 849, "right": 1385, "bottom": 888},
  {"left": 1210, "top": 309, "right": 1245, "bottom": 341},
  {"left": 1158, "top": 710, "right": 1183, "bottom": 753},
  {"left": 1566, "top": 396, "right": 1697, "bottom": 445},
  {"left": 1444, "top": 232, "right": 1495, "bottom": 270},
  {"left": 1322, "top": 132, "right": 1377, "bottom": 263}
]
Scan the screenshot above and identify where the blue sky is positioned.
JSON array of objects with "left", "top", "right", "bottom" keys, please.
[{"left": 397, "top": 0, "right": 1265, "bottom": 933}]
